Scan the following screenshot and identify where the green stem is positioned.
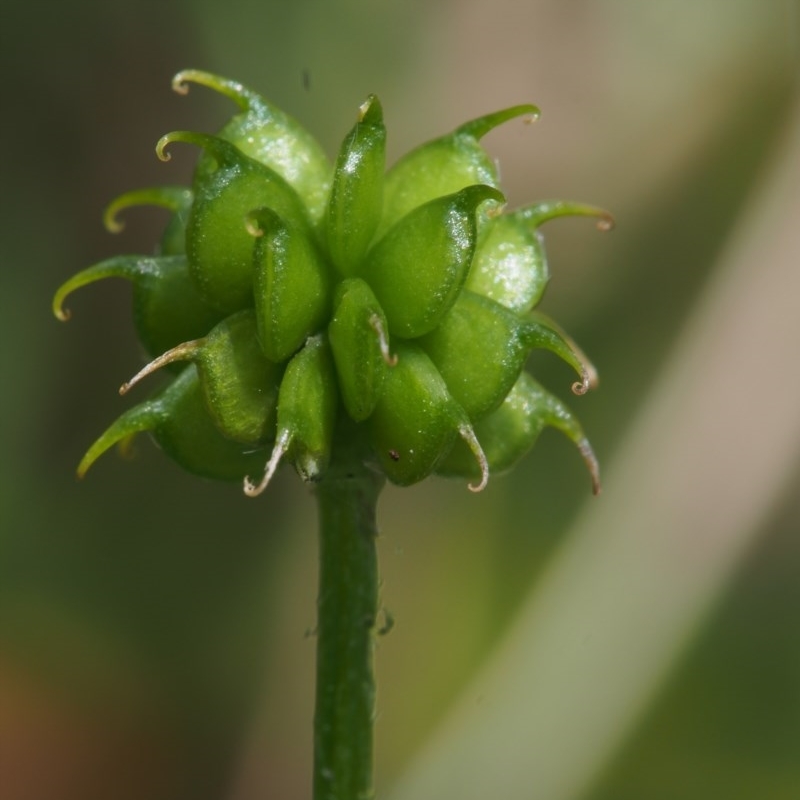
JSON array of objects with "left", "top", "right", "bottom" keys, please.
[{"left": 313, "top": 451, "right": 384, "bottom": 800}]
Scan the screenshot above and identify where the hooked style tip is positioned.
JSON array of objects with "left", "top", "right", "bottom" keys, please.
[
  {"left": 572, "top": 362, "right": 599, "bottom": 396},
  {"left": 171, "top": 71, "right": 192, "bottom": 95},
  {"left": 244, "top": 430, "right": 291, "bottom": 497},
  {"left": 596, "top": 212, "right": 615, "bottom": 232},
  {"left": 120, "top": 340, "right": 202, "bottom": 395},
  {"left": 577, "top": 438, "right": 601, "bottom": 496},
  {"left": 155, "top": 134, "right": 173, "bottom": 162},
  {"left": 369, "top": 314, "right": 397, "bottom": 367},
  {"left": 244, "top": 214, "right": 265, "bottom": 238},
  {"left": 52, "top": 280, "right": 77, "bottom": 321},
  {"left": 103, "top": 209, "right": 125, "bottom": 234},
  {"left": 53, "top": 301, "right": 71, "bottom": 322},
  {"left": 459, "top": 423, "right": 490, "bottom": 493}
]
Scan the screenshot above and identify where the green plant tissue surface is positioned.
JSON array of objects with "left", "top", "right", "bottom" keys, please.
[{"left": 1, "top": 1, "right": 798, "bottom": 798}]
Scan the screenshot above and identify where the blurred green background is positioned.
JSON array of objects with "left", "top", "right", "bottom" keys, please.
[{"left": 1, "top": 1, "right": 798, "bottom": 798}]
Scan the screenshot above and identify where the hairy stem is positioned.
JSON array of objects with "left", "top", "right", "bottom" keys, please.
[{"left": 313, "top": 452, "right": 384, "bottom": 800}]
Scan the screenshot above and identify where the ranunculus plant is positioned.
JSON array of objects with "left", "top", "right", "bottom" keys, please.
[{"left": 54, "top": 70, "right": 610, "bottom": 800}]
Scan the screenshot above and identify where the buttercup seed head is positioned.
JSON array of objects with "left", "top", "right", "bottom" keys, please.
[{"left": 54, "top": 70, "right": 610, "bottom": 496}]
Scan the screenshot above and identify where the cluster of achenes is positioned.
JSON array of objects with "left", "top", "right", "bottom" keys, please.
[{"left": 54, "top": 70, "right": 610, "bottom": 497}]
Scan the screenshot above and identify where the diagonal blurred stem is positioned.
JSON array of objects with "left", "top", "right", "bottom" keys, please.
[
  {"left": 313, "top": 450, "right": 384, "bottom": 800},
  {"left": 387, "top": 97, "right": 800, "bottom": 800}
]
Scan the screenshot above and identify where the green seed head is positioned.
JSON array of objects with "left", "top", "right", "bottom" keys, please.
[{"left": 54, "top": 70, "right": 610, "bottom": 496}]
